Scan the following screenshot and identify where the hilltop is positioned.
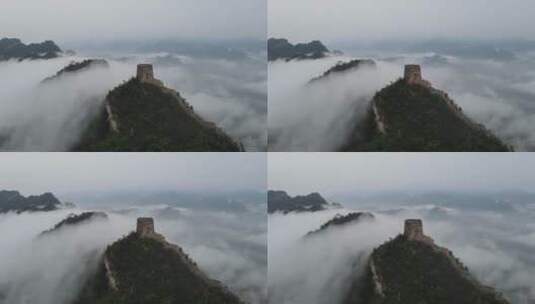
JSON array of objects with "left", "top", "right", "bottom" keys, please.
[
  {"left": 344, "top": 219, "right": 510, "bottom": 304},
  {"left": 309, "top": 59, "right": 376, "bottom": 83},
  {"left": 342, "top": 64, "right": 511, "bottom": 151},
  {"left": 0, "top": 190, "right": 62, "bottom": 213},
  {"left": 268, "top": 38, "right": 330, "bottom": 61},
  {"left": 75, "top": 217, "right": 244, "bottom": 304},
  {"left": 268, "top": 190, "right": 340, "bottom": 214},
  {"left": 0, "top": 38, "right": 61, "bottom": 61},
  {"left": 40, "top": 212, "right": 108, "bottom": 236},
  {"left": 305, "top": 212, "right": 374, "bottom": 237},
  {"left": 42, "top": 59, "right": 109, "bottom": 82},
  {"left": 73, "top": 64, "right": 241, "bottom": 152}
]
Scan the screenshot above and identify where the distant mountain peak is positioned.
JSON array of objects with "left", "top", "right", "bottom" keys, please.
[
  {"left": 268, "top": 190, "right": 341, "bottom": 214},
  {"left": 0, "top": 37, "right": 62, "bottom": 61},
  {"left": 268, "top": 37, "right": 331, "bottom": 61},
  {"left": 0, "top": 190, "right": 62, "bottom": 213}
]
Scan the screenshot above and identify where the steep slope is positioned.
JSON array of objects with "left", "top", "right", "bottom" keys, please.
[
  {"left": 305, "top": 212, "right": 374, "bottom": 237},
  {"left": 345, "top": 220, "right": 510, "bottom": 304},
  {"left": 309, "top": 59, "right": 376, "bottom": 83},
  {"left": 268, "top": 190, "right": 338, "bottom": 214},
  {"left": 75, "top": 218, "right": 243, "bottom": 304},
  {"left": 73, "top": 69, "right": 241, "bottom": 152},
  {"left": 0, "top": 38, "right": 61, "bottom": 61},
  {"left": 41, "top": 59, "right": 109, "bottom": 83},
  {"left": 343, "top": 65, "right": 510, "bottom": 151},
  {"left": 0, "top": 190, "right": 62, "bottom": 213},
  {"left": 268, "top": 38, "right": 330, "bottom": 61}
]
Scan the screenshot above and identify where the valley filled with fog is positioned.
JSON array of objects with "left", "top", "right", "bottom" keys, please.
[
  {"left": 0, "top": 45, "right": 266, "bottom": 151},
  {"left": 269, "top": 192, "right": 535, "bottom": 304},
  {"left": 269, "top": 48, "right": 535, "bottom": 151},
  {"left": 0, "top": 194, "right": 267, "bottom": 304}
]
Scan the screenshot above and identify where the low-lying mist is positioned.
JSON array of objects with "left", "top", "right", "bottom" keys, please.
[
  {"left": 0, "top": 50, "right": 266, "bottom": 151},
  {"left": 268, "top": 51, "right": 535, "bottom": 151},
  {"left": 268, "top": 200, "right": 535, "bottom": 304},
  {"left": 0, "top": 201, "right": 267, "bottom": 304}
]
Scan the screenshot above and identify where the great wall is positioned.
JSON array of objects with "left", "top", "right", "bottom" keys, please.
[
  {"left": 103, "top": 217, "right": 237, "bottom": 297},
  {"left": 372, "top": 64, "right": 495, "bottom": 138}
]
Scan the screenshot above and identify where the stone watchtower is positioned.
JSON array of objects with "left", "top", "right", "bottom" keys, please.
[
  {"left": 137, "top": 217, "right": 155, "bottom": 237},
  {"left": 404, "top": 64, "right": 431, "bottom": 87},
  {"left": 404, "top": 219, "right": 424, "bottom": 240},
  {"left": 137, "top": 64, "right": 155, "bottom": 82},
  {"left": 136, "top": 64, "right": 164, "bottom": 86},
  {"left": 404, "top": 219, "right": 434, "bottom": 244},
  {"left": 404, "top": 65, "right": 422, "bottom": 84}
]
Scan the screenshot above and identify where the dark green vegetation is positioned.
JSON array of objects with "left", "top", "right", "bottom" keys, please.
[
  {"left": 42, "top": 59, "right": 109, "bottom": 82},
  {"left": 74, "top": 78, "right": 241, "bottom": 152},
  {"left": 268, "top": 190, "right": 337, "bottom": 214},
  {"left": 343, "top": 79, "right": 511, "bottom": 151},
  {"left": 309, "top": 59, "right": 376, "bottom": 83},
  {"left": 76, "top": 233, "right": 243, "bottom": 304},
  {"left": 0, "top": 190, "right": 61, "bottom": 213},
  {"left": 306, "top": 212, "right": 374, "bottom": 237},
  {"left": 0, "top": 38, "right": 61, "bottom": 61},
  {"left": 40, "top": 212, "right": 108, "bottom": 236},
  {"left": 349, "top": 235, "right": 510, "bottom": 304},
  {"left": 268, "top": 38, "right": 329, "bottom": 61}
]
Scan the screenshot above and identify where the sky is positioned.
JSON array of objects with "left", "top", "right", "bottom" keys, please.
[
  {"left": 268, "top": 153, "right": 535, "bottom": 195},
  {"left": 1, "top": 0, "right": 266, "bottom": 43},
  {"left": 269, "top": 0, "right": 535, "bottom": 43},
  {"left": 0, "top": 153, "right": 266, "bottom": 195}
]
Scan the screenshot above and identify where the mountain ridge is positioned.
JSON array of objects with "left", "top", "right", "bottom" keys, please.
[
  {"left": 342, "top": 64, "right": 511, "bottom": 151},
  {"left": 75, "top": 217, "right": 244, "bottom": 304},
  {"left": 344, "top": 219, "right": 510, "bottom": 304},
  {"left": 73, "top": 64, "right": 241, "bottom": 152}
]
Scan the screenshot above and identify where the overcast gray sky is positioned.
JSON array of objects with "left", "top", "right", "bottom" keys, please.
[
  {"left": 1, "top": 0, "right": 265, "bottom": 43},
  {"left": 269, "top": 153, "right": 535, "bottom": 195},
  {"left": 0, "top": 153, "right": 266, "bottom": 195},
  {"left": 269, "top": 0, "right": 535, "bottom": 43}
]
